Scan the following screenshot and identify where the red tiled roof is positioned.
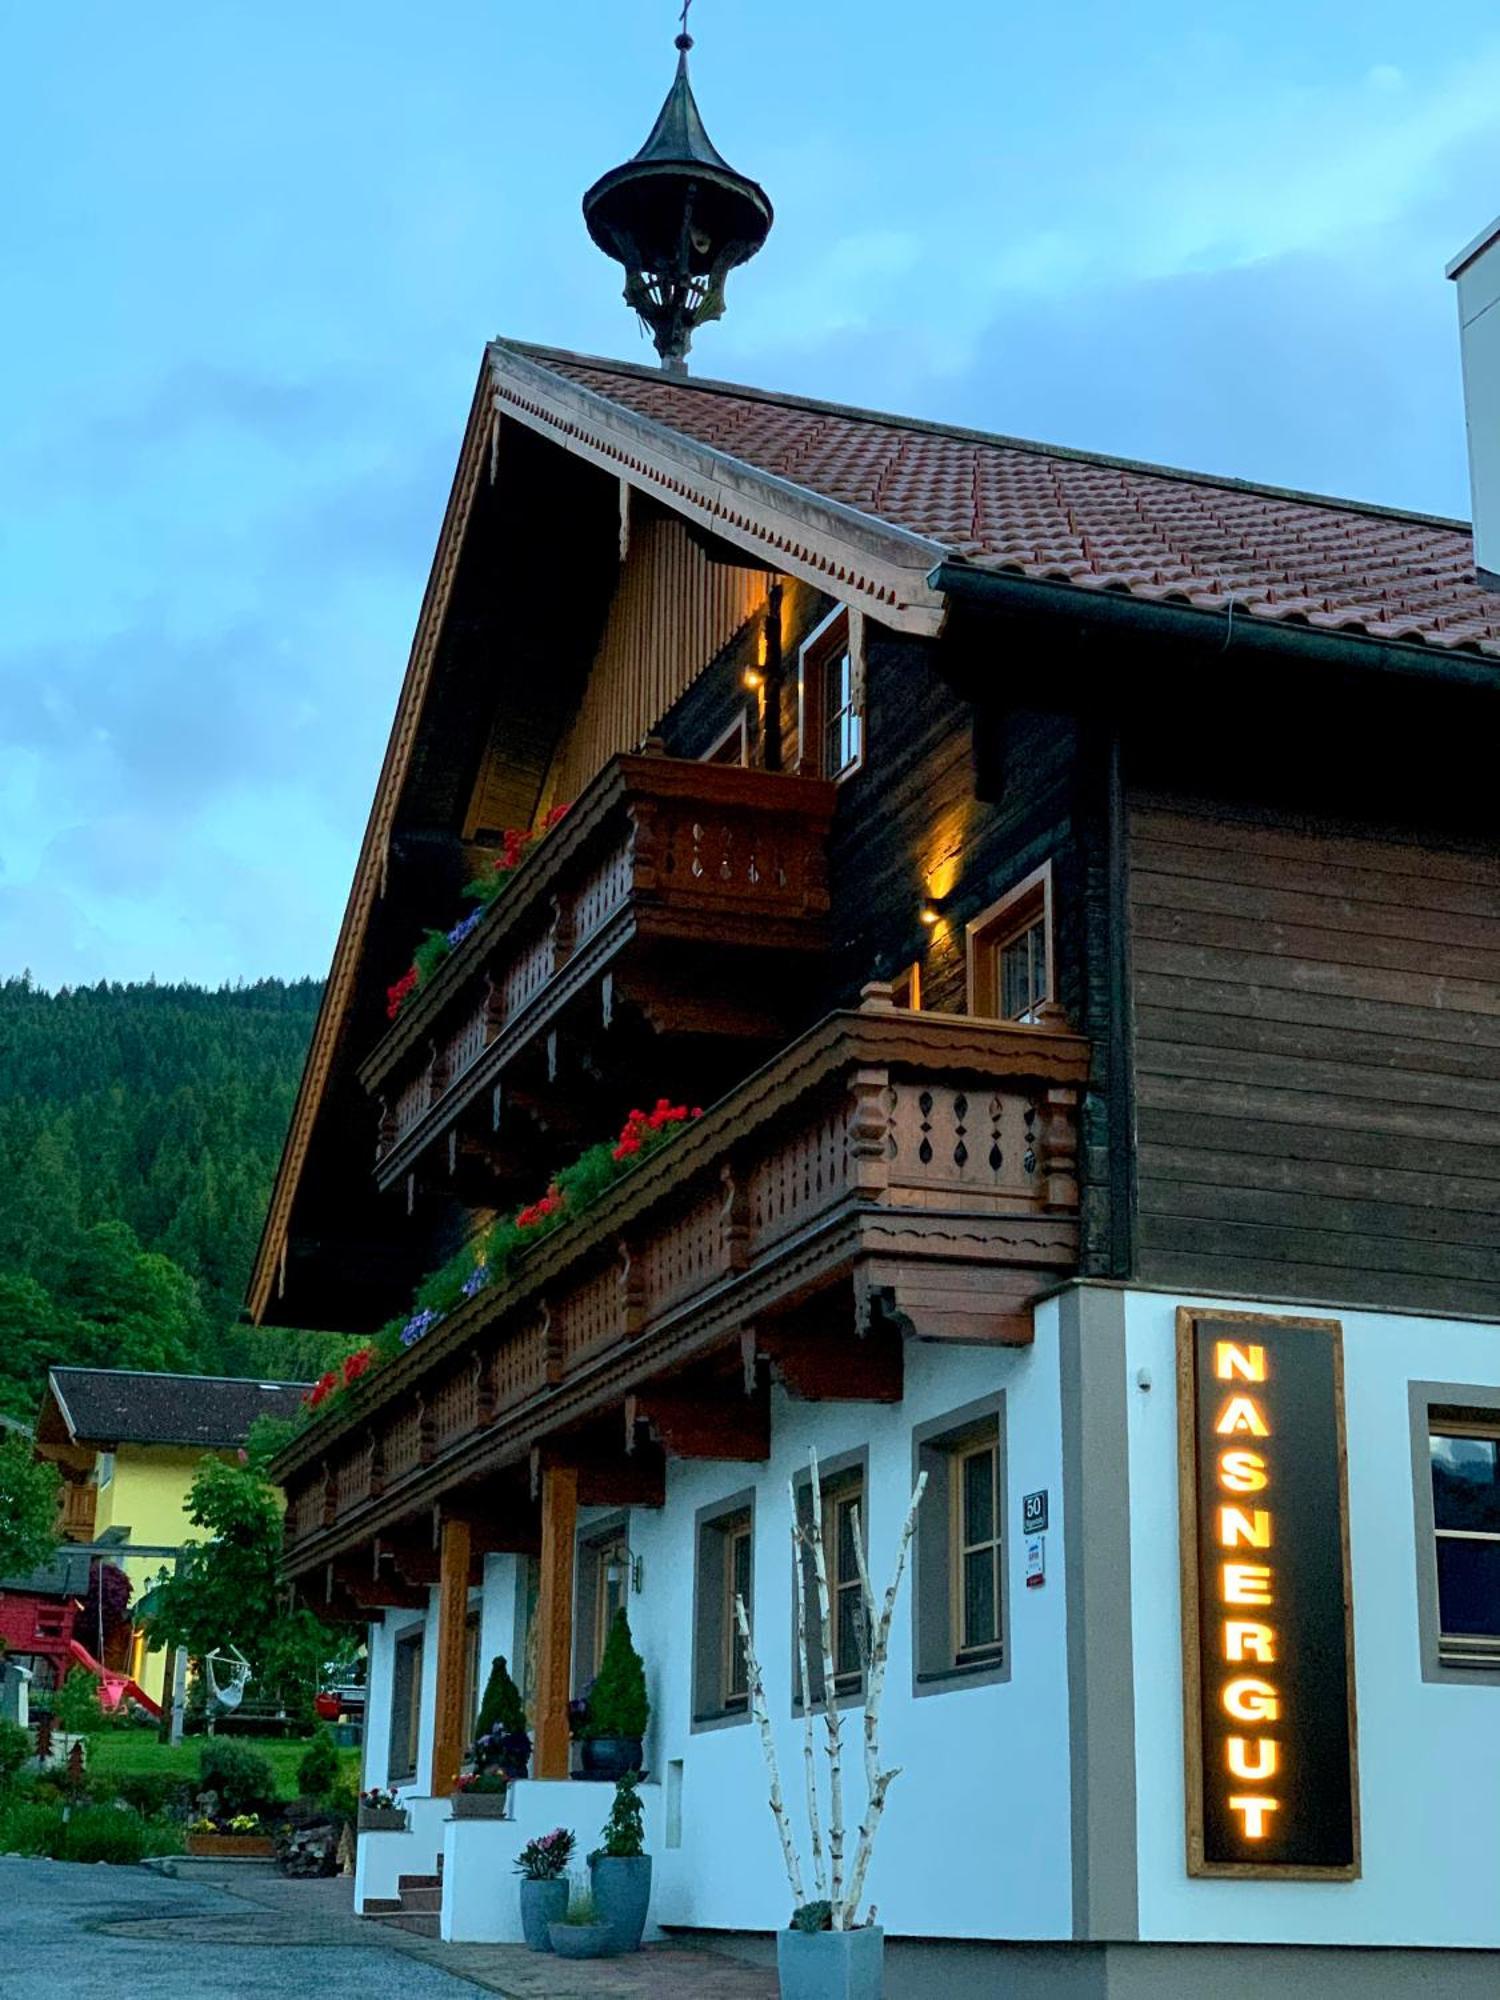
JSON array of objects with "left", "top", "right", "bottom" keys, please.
[{"left": 531, "top": 351, "right": 1500, "bottom": 660}]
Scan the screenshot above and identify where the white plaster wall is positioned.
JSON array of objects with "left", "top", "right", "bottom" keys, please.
[
  {"left": 1454, "top": 224, "right": 1500, "bottom": 577},
  {"left": 611, "top": 1313, "right": 1074, "bottom": 1941},
  {"left": 1124, "top": 1289, "right": 1500, "bottom": 1949},
  {"left": 441, "top": 1778, "right": 664, "bottom": 1942},
  {"left": 355, "top": 1600, "right": 449, "bottom": 1912},
  {"left": 478, "top": 1552, "right": 520, "bottom": 1677}
]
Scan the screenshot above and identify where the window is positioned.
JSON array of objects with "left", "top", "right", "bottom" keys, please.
[
  {"left": 574, "top": 1518, "right": 631, "bottom": 1692},
  {"left": 913, "top": 1398, "right": 1009, "bottom": 1692},
  {"left": 1430, "top": 1425, "right": 1500, "bottom": 1665},
  {"left": 793, "top": 1456, "right": 869, "bottom": 1706},
  {"left": 95, "top": 1452, "right": 115, "bottom": 1490},
  {"left": 890, "top": 961, "right": 922, "bottom": 1012},
  {"left": 702, "top": 714, "right": 749, "bottom": 766},
  {"left": 692, "top": 1493, "right": 755, "bottom": 1727},
  {"left": 967, "top": 864, "right": 1053, "bottom": 1023},
  {"left": 387, "top": 1629, "right": 424, "bottom": 1782},
  {"left": 799, "top": 608, "right": 863, "bottom": 781},
  {"left": 463, "top": 1608, "right": 482, "bottom": 1737}
]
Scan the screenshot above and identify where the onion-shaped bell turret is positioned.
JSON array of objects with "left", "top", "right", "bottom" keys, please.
[{"left": 583, "top": 33, "right": 773, "bottom": 373}]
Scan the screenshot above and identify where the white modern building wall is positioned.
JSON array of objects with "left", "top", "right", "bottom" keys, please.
[{"left": 354, "top": 1279, "right": 1500, "bottom": 1983}]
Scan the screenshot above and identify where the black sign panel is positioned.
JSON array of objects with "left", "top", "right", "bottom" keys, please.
[{"left": 1177, "top": 1309, "right": 1360, "bottom": 1879}]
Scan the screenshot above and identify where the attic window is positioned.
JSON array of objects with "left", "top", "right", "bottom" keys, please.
[
  {"left": 967, "top": 863, "right": 1053, "bottom": 1024},
  {"left": 799, "top": 608, "right": 863, "bottom": 781}
]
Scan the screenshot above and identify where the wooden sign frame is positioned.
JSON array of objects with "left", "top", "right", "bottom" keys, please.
[{"left": 1177, "top": 1306, "right": 1361, "bottom": 1881}]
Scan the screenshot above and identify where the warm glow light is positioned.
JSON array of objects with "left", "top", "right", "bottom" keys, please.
[
  {"left": 1214, "top": 1341, "right": 1267, "bottom": 1383},
  {"left": 1218, "top": 1448, "right": 1268, "bottom": 1493},
  {"left": 1227, "top": 1736, "right": 1280, "bottom": 1781},
  {"left": 1214, "top": 1395, "right": 1270, "bottom": 1438},
  {"left": 1223, "top": 1677, "right": 1281, "bottom": 1723},
  {"left": 1217, "top": 1507, "right": 1273, "bottom": 1549},
  {"left": 1228, "top": 1795, "right": 1281, "bottom": 1839},
  {"left": 920, "top": 904, "right": 941, "bottom": 927},
  {"left": 1221, "top": 1562, "right": 1274, "bottom": 1606},
  {"left": 1224, "top": 1620, "right": 1277, "bottom": 1664},
  {"left": 743, "top": 666, "right": 764, "bottom": 691}
]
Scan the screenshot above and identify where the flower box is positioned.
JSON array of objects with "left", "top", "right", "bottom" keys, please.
[
  {"left": 451, "top": 1790, "right": 510, "bottom": 1819},
  {"left": 357, "top": 1805, "right": 409, "bottom": 1833},
  {"left": 186, "top": 1832, "right": 276, "bottom": 1858}
]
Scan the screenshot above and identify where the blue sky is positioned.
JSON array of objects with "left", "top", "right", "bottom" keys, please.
[{"left": 4, "top": 1, "right": 1497, "bottom": 988}]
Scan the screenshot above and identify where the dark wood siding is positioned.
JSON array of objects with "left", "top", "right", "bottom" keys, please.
[{"left": 1129, "top": 800, "right": 1500, "bottom": 1316}]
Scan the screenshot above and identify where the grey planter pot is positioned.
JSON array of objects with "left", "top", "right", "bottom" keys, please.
[
  {"left": 578, "top": 1735, "right": 643, "bottom": 1781},
  {"left": 450, "top": 1790, "right": 509, "bottom": 1819},
  {"left": 356, "top": 1806, "right": 408, "bottom": 1833},
  {"left": 590, "top": 1853, "right": 652, "bottom": 1953},
  {"left": 519, "top": 1876, "right": 568, "bottom": 1951},
  {"left": 776, "top": 1925, "right": 884, "bottom": 2000},
  {"left": 549, "top": 1921, "right": 614, "bottom": 1960}
]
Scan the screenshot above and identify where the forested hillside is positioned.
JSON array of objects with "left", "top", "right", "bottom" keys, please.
[{"left": 0, "top": 976, "right": 356, "bottom": 1419}]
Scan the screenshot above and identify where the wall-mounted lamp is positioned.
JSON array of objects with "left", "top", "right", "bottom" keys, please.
[
  {"left": 605, "top": 1551, "right": 645, "bottom": 1594},
  {"left": 919, "top": 903, "right": 942, "bottom": 927},
  {"left": 742, "top": 666, "right": 764, "bottom": 692}
]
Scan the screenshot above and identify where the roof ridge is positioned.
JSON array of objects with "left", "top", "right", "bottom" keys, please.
[
  {"left": 48, "top": 1365, "right": 308, "bottom": 1388},
  {"left": 497, "top": 338, "right": 1472, "bottom": 538}
]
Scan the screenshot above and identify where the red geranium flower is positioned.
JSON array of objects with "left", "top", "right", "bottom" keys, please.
[
  {"left": 342, "top": 1347, "right": 374, "bottom": 1389},
  {"left": 386, "top": 966, "right": 419, "bottom": 1020},
  {"left": 304, "top": 1370, "right": 340, "bottom": 1410}
]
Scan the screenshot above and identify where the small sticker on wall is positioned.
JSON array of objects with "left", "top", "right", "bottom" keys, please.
[{"left": 1025, "top": 1533, "right": 1046, "bottom": 1587}]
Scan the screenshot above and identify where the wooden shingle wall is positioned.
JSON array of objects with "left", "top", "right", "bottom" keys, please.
[{"left": 1128, "top": 801, "right": 1500, "bottom": 1316}]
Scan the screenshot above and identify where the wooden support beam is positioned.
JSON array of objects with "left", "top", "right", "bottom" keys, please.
[
  {"left": 626, "top": 1384, "right": 770, "bottom": 1462},
  {"left": 742, "top": 1319, "right": 904, "bottom": 1403},
  {"left": 438, "top": 1502, "right": 541, "bottom": 1559},
  {"left": 530, "top": 1442, "right": 667, "bottom": 1510},
  {"left": 534, "top": 1464, "right": 578, "bottom": 1782},
  {"left": 429, "top": 1515, "right": 472, "bottom": 1799}
]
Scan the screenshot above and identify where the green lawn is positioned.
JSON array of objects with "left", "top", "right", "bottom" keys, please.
[{"left": 87, "top": 1731, "right": 361, "bottom": 1800}]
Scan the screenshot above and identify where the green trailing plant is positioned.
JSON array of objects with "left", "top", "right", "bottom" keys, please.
[
  {"left": 581, "top": 1610, "right": 649, "bottom": 1743},
  {"left": 593, "top": 1770, "right": 646, "bottom": 1860},
  {"left": 296, "top": 1725, "right": 340, "bottom": 1801}
]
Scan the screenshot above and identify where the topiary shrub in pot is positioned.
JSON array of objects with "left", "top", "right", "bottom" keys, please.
[
  {"left": 515, "top": 1825, "right": 575, "bottom": 1952},
  {"left": 472, "top": 1655, "right": 532, "bottom": 1780},
  {"left": 577, "top": 1610, "right": 648, "bottom": 1781},
  {"left": 589, "top": 1770, "right": 651, "bottom": 1954}
]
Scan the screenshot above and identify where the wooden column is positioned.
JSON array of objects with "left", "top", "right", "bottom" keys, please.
[
  {"left": 534, "top": 1463, "right": 579, "bottom": 1781},
  {"left": 429, "top": 1515, "right": 472, "bottom": 1798}
]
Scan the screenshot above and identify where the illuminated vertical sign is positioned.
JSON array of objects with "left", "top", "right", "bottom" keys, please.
[{"left": 1177, "top": 1309, "right": 1360, "bottom": 1879}]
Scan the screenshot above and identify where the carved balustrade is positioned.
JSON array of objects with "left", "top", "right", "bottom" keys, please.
[{"left": 280, "top": 999, "right": 1090, "bottom": 1562}]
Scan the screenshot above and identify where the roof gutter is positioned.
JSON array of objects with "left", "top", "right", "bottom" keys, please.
[{"left": 929, "top": 562, "right": 1500, "bottom": 695}]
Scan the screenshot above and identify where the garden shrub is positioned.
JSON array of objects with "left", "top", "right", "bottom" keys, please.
[
  {"left": 59, "top": 1804, "right": 183, "bottom": 1864},
  {"left": 582, "top": 1610, "right": 649, "bottom": 1741},
  {"left": 53, "top": 1667, "right": 103, "bottom": 1736},
  {"left": 0, "top": 1801, "right": 65, "bottom": 1856},
  {"left": 296, "top": 1726, "right": 339, "bottom": 1801},
  {"left": 112, "top": 1771, "right": 185, "bottom": 1818},
  {"left": 0, "top": 1720, "right": 30, "bottom": 1784},
  {"left": 327, "top": 1774, "right": 359, "bottom": 1827},
  {"left": 198, "top": 1737, "right": 278, "bottom": 1815}
]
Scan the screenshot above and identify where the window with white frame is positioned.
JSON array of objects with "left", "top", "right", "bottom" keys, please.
[
  {"left": 1430, "top": 1421, "right": 1500, "bottom": 1665},
  {"left": 967, "top": 863, "right": 1053, "bottom": 1024},
  {"left": 799, "top": 608, "right": 863, "bottom": 781}
]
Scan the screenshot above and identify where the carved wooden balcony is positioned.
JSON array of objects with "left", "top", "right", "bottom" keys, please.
[
  {"left": 362, "top": 752, "right": 836, "bottom": 1196},
  {"left": 279, "top": 996, "right": 1090, "bottom": 1571},
  {"left": 58, "top": 1480, "right": 96, "bottom": 1542}
]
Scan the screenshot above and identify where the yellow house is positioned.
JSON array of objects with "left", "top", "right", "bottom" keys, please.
[{"left": 33, "top": 1367, "right": 308, "bottom": 1707}]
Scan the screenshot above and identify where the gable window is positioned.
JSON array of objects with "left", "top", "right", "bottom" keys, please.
[
  {"left": 913, "top": 1397, "right": 1009, "bottom": 1693},
  {"left": 1430, "top": 1423, "right": 1500, "bottom": 1665},
  {"left": 387, "top": 1628, "right": 424, "bottom": 1783},
  {"left": 702, "top": 714, "right": 750, "bottom": 766},
  {"left": 890, "top": 961, "right": 922, "bottom": 1011},
  {"left": 692, "top": 1493, "right": 755, "bottom": 1727},
  {"left": 967, "top": 863, "right": 1053, "bottom": 1023},
  {"left": 799, "top": 608, "right": 863, "bottom": 781},
  {"left": 793, "top": 1454, "right": 869, "bottom": 1705}
]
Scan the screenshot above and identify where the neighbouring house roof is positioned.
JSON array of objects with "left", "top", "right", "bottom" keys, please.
[
  {"left": 0, "top": 1547, "right": 93, "bottom": 1599},
  {"left": 245, "top": 337, "right": 1500, "bottom": 1325},
  {"left": 42, "top": 1368, "right": 309, "bottom": 1450}
]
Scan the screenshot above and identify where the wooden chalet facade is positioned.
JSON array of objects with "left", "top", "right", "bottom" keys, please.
[{"left": 253, "top": 336, "right": 1500, "bottom": 1990}]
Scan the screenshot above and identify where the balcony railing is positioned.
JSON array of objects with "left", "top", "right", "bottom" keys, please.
[
  {"left": 280, "top": 994, "right": 1090, "bottom": 1564},
  {"left": 363, "top": 751, "right": 836, "bottom": 1190},
  {"left": 59, "top": 1481, "right": 96, "bottom": 1542}
]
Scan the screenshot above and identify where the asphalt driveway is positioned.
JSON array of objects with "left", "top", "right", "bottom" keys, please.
[{"left": 0, "top": 1860, "right": 486, "bottom": 1999}]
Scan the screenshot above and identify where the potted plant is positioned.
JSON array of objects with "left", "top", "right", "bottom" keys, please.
[
  {"left": 186, "top": 1811, "right": 277, "bottom": 1858},
  {"left": 451, "top": 1769, "right": 510, "bottom": 1819},
  {"left": 577, "top": 1609, "right": 648, "bottom": 1781},
  {"left": 548, "top": 1879, "right": 613, "bottom": 1961},
  {"left": 736, "top": 1449, "right": 928, "bottom": 2000},
  {"left": 589, "top": 1770, "right": 651, "bottom": 1954},
  {"left": 515, "top": 1826, "right": 575, "bottom": 1951},
  {"left": 472, "top": 1655, "right": 532, "bottom": 1780},
  {"left": 357, "top": 1786, "right": 407, "bottom": 1833}
]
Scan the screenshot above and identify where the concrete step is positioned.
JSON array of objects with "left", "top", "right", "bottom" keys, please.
[
  {"left": 361, "top": 1897, "right": 403, "bottom": 1915},
  {"left": 399, "top": 1887, "right": 441, "bottom": 1913},
  {"left": 397, "top": 1873, "right": 441, "bottom": 1893}
]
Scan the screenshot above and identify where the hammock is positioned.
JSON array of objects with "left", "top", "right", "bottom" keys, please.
[{"left": 204, "top": 1644, "right": 252, "bottom": 1711}]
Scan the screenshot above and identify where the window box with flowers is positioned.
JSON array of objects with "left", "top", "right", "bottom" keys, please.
[
  {"left": 187, "top": 1813, "right": 277, "bottom": 1858},
  {"left": 356, "top": 1787, "right": 408, "bottom": 1833}
]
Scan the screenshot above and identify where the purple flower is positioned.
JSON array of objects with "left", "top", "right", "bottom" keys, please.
[
  {"left": 400, "top": 1307, "right": 441, "bottom": 1349},
  {"left": 461, "top": 1262, "right": 489, "bottom": 1299},
  {"left": 447, "top": 908, "right": 483, "bottom": 950}
]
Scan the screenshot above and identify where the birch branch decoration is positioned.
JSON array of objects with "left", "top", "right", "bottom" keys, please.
[
  {"left": 738, "top": 1447, "right": 929, "bottom": 1936},
  {"left": 734, "top": 1590, "right": 804, "bottom": 1908}
]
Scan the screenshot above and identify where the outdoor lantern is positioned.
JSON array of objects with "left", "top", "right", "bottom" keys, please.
[{"left": 583, "top": 26, "right": 773, "bottom": 373}]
